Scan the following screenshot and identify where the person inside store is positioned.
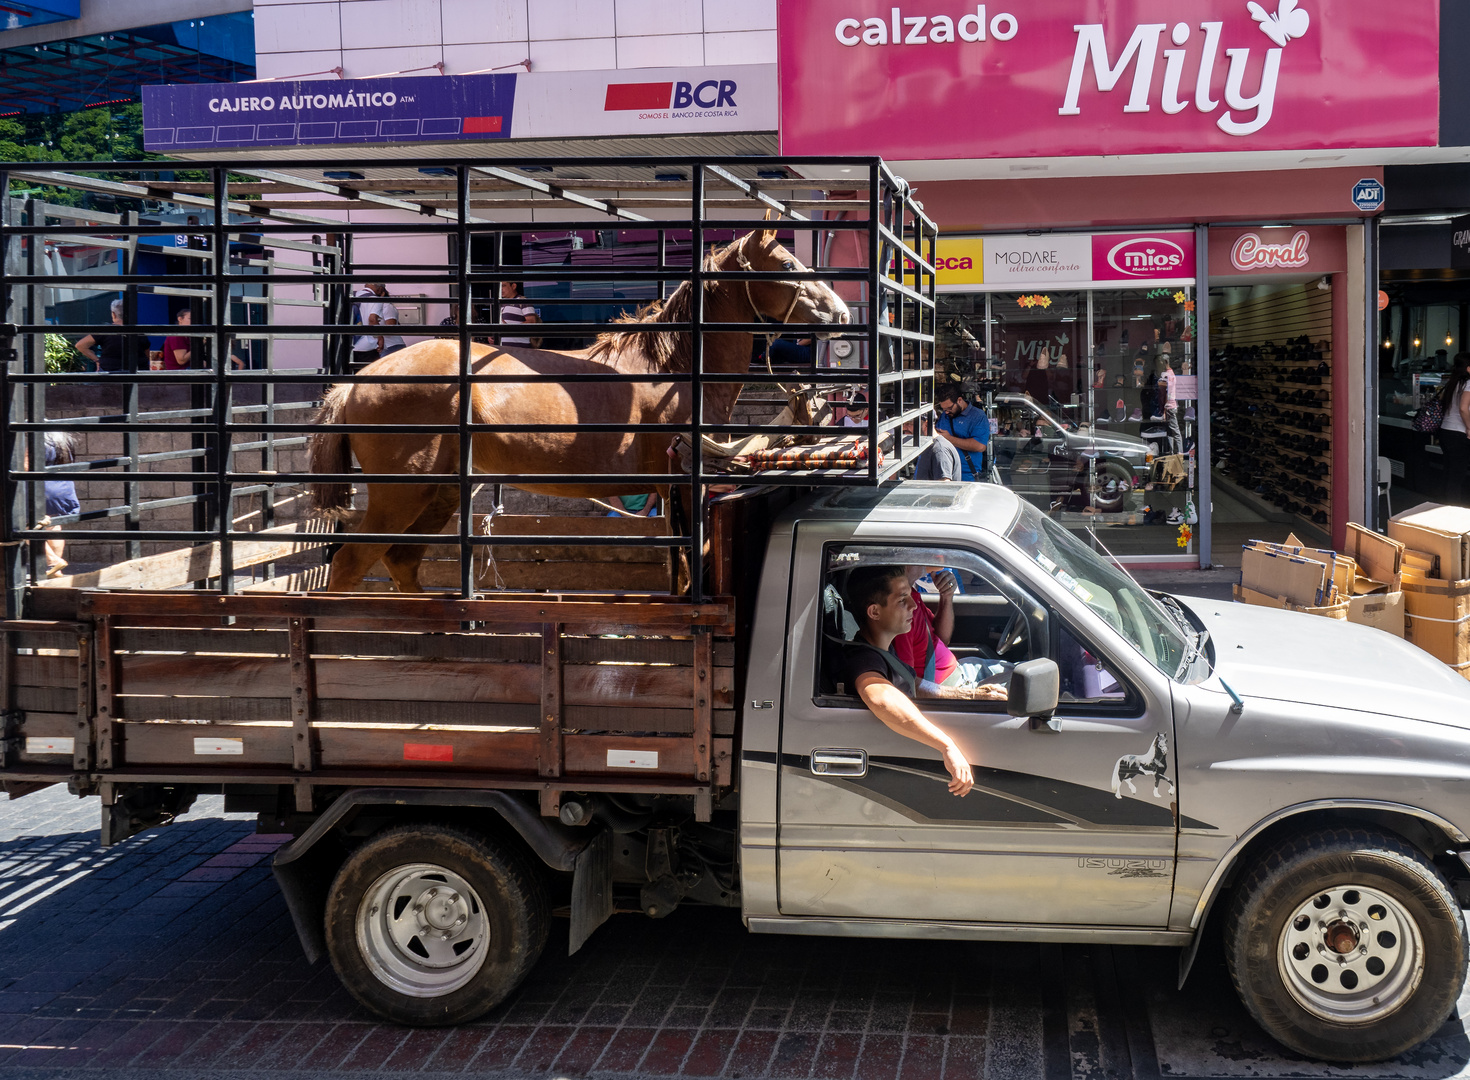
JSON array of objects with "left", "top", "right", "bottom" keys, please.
[
  {"left": 828, "top": 565, "right": 1005, "bottom": 798},
  {"left": 74, "top": 299, "right": 152, "bottom": 373},
  {"left": 352, "top": 283, "right": 405, "bottom": 366},
  {"left": 161, "top": 307, "right": 196, "bottom": 369},
  {"left": 40, "top": 431, "right": 79, "bottom": 579},
  {"left": 1438, "top": 352, "right": 1470, "bottom": 504},
  {"left": 892, "top": 565, "right": 1013, "bottom": 691},
  {"left": 1157, "top": 353, "right": 1183, "bottom": 456},
  {"left": 1023, "top": 350, "right": 1051, "bottom": 404},
  {"left": 936, "top": 382, "right": 989, "bottom": 481},
  {"left": 497, "top": 281, "right": 540, "bottom": 347},
  {"left": 913, "top": 423, "right": 961, "bottom": 480}
]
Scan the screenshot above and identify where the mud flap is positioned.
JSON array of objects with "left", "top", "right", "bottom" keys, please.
[{"left": 569, "top": 828, "right": 613, "bottom": 955}]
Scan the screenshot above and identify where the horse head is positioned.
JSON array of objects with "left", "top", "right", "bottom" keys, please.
[{"left": 733, "top": 229, "right": 850, "bottom": 332}]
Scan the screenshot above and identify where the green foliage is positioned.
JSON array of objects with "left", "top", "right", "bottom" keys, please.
[{"left": 45, "top": 333, "right": 84, "bottom": 374}]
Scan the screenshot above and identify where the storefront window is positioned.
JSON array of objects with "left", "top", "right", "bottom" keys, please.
[{"left": 934, "top": 288, "right": 1198, "bottom": 558}]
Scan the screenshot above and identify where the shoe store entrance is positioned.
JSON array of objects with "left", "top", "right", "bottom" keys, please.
[
  {"left": 933, "top": 229, "right": 1201, "bottom": 563},
  {"left": 1205, "top": 225, "right": 1348, "bottom": 567}
]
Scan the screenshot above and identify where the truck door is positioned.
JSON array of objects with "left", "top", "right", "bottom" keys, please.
[{"left": 775, "top": 535, "right": 1177, "bottom": 928}]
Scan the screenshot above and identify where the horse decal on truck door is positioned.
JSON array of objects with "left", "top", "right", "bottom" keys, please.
[{"left": 1111, "top": 733, "right": 1175, "bottom": 799}]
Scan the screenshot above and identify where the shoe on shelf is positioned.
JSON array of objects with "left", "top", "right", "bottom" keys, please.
[
  {"left": 1129, "top": 407, "right": 1143, "bottom": 422},
  {"left": 1141, "top": 426, "right": 1166, "bottom": 439},
  {"left": 1147, "top": 411, "right": 1165, "bottom": 421},
  {"left": 1166, "top": 508, "right": 1184, "bottom": 525},
  {"left": 1097, "top": 412, "right": 1110, "bottom": 424},
  {"left": 1116, "top": 398, "right": 1126, "bottom": 414},
  {"left": 1185, "top": 499, "right": 1198, "bottom": 525},
  {"left": 1184, "top": 406, "right": 1196, "bottom": 421}
]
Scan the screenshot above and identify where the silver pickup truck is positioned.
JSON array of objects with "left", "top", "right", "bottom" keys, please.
[
  {"left": 736, "top": 481, "right": 1470, "bottom": 1063},
  {"left": 16, "top": 481, "right": 1467, "bottom": 1064}
]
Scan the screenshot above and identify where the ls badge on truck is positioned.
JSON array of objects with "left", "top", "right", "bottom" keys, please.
[{"left": 1111, "top": 733, "right": 1175, "bottom": 800}]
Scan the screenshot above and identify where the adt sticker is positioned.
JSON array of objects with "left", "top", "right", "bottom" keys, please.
[{"left": 1352, "top": 178, "right": 1385, "bottom": 213}]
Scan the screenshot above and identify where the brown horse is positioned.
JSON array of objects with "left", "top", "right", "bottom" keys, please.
[{"left": 307, "top": 228, "right": 850, "bottom": 592}]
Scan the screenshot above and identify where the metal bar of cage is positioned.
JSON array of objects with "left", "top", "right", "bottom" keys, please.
[{"left": 0, "top": 155, "right": 936, "bottom": 608}]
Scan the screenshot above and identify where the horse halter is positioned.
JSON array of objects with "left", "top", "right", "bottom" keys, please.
[{"left": 734, "top": 246, "right": 803, "bottom": 330}]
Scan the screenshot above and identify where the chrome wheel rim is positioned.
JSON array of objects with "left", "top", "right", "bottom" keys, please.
[
  {"left": 1278, "top": 884, "right": 1424, "bottom": 1024},
  {"left": 356, "top": 862, "right": 488, "bottom": 998}
]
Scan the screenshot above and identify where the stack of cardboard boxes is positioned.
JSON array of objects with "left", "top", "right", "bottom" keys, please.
[
  {"left": 1389, "top": 503, "right": 1470, "bottom": 682},
  {"left": 1234, "top": 524, "right": 1405, "bottom": 636}
]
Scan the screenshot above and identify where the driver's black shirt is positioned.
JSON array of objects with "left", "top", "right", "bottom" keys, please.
[{"left": 832, "top": 638, "right": 917, "bottom": 699}]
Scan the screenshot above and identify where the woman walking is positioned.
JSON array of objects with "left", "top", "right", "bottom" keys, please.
[{"left": 1439, "top": 352, "right": 1470, "bottom": 505}]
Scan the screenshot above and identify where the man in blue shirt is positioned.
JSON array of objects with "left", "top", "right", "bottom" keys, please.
[{"left": 936, "top": 382, "right": 989, "bottom": 481}]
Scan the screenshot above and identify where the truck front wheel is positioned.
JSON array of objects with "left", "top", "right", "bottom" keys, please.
[
  {"left": 1224, "top": 828, "right": 1466, "bottom": 1062},
  {"left": 324, "top": 823, "right": 548, "bottom": 1026}
]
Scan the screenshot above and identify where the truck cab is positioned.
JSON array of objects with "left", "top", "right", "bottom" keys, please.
[{"left": 738, "top": 481, "right": 1470, "bottom": 1062}]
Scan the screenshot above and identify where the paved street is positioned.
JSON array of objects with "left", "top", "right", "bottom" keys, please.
[{"left": 1, "top": 788, "right": 1468, "bottom": 1080}]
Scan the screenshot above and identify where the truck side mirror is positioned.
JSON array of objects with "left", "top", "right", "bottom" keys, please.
[{"left": 1008, "top": 658, "right": 1060, "bottom": 729}]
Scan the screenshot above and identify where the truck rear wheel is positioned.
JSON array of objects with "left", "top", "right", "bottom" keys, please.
[
  {"left": 324, "top": 823, "right": 548, "bottom": 1026},
  {"left": 1223, "top": 828, "right": 1466, "bottom": 1062}
]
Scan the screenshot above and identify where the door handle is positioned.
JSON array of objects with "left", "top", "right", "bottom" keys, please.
[{"left": 811, "top": 748, "right": 867, "bottom": 777}]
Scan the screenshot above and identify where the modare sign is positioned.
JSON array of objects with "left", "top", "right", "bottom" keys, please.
[
  {"left": 1452, "top": 216, "right": 1470, "bottom": 271},
  {"left": 932, "top": 231, "right": 1194, "bottom": 288},
  {"left": 778, "top": 0, "right": 1439, "bottom": 159}
]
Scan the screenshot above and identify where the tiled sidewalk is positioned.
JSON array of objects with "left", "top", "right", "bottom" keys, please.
[{"left": 1, "top": 788, "right": 1469, "bottom": 1079}]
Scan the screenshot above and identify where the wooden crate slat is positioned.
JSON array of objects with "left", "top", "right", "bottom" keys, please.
[
  {"left": 80, "top": 590, "right": 736, "bottom": 633},
  {"left": 114, "top": 696, "right": 291, "bottom": 722},
  {"left": 468, "top": 514, "right": 669, "bottom": 537},
  {"left": 119, "top": 655, "right": 290, "bottom": 698},
  {"left": 12, "top": 654, "right": 76, "bottom": 688},
  {"left": 15, "top": 685, "right": 76, "bottom": 713},
  {"left": 412, "top": 562, "right": 671, "bottom": 592},
  {"left": 116, "top": 628, "right": 290, "bottom": 654},
  {"left": 563, "top": 734, "right": 696, "bottom": 776},
  {"left": 309, "top": 631, "right": 541, "bottom": 662},
  {"left": 316, "top": 727, "right": 541, "bottom": 770},
  {"left": 122, "top": 720, "right": 295, "bottom": 766}
]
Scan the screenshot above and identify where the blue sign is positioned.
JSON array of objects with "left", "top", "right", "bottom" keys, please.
[
  {"left": 1352, "top": 178, "right": 1386, "bottom": 214},
  {"left": 141, "top": 74, "right": 518, "bottom": 152}
]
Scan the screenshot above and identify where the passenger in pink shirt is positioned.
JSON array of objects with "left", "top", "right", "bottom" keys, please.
[{"left": 891, "top": 566, "right": 1011, "bottom": 690}]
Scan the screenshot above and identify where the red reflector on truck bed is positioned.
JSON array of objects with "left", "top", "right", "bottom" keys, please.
[{"left": 404, "top": 742, "right": 453, "bottom": 762}]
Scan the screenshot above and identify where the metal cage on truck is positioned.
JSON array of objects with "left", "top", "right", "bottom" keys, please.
[{"left": 0, "top": 156, "right": 936, "bottom": 831}]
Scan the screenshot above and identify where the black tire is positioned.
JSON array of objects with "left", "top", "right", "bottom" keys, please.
[
  {"left": 1223, "top": 828, "right": 1466, "bottom": 1062},
  {"left": 324, "top": 823, "right": 548, "bottom": 1026},
  {"left": 1088, "top": 459, "right": 1134, "bottom": 513}
]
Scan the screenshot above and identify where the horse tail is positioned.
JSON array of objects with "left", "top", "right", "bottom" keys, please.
[
  {"left": 308, "top": 384, "right": 355, "bottom": 520},
  {"left": 1110, "top": 756, "right": 1123, "bottom": 796}
]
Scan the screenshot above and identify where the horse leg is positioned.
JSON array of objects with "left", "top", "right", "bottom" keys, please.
[
  {"left": 380, "top": 484, "right": 461, "bottom": 593},
  {"left": 326, "top": 483, "right": 436, "bottom": 592}
]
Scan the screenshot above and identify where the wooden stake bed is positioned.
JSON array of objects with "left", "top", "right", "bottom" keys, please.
[{"left": 0, "top": 589, "right": 737, "bottom": 813}]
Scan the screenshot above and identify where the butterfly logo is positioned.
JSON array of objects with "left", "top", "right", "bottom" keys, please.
[{"left": 1248, "top": 0, "right": 1310, "bottom": 47}]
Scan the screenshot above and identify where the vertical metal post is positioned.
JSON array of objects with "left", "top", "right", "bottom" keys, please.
[
  {"left": 23, "top": 198, "right": 43, "bottom": 587},
  {"left": 867, "top": 164, "right": 881, "bottom": 485},
  {"left": 689, "top": 166, "right": 705, "bottom": 603},
  {"left": 213, "top": 168, "right": 233, "bottom": 591},
  {"left": 1364, "top": 215, "right": 1381, "bottom": 530},
  {"left": 457, "top": 167, "right": 474, "bottom": 598},
  {"left": 120, "top": 209, "right": 141, "bottom": 560},
  {"left": 0, "top": 172, "right": 23, "bottom": 617},
  {"left": 1195, "top": 224, "right": 1212, "bottom": 568}
]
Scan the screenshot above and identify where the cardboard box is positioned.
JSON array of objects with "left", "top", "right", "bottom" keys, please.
[
  {"left": 1402, "top": 577, "right": 1470, "bottom": 672},
  {"left": 1388, "top": 503, "right": 1470, "bottom": 582},
  {"left": 1234, "top": 584, "right": 1349, "bottom": 620},
  {"left": 1344, "top": 523, "right": 1404, "bottom": 594},
  {"left": 1240, "top": 545, "right": 1330, "bottom": 607},
  {"left": 1347, "top": 591, "right": 1405, "bottom": 637}
]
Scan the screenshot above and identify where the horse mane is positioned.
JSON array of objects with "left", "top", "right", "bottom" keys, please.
[{"left": 585, "top": 238, "right": 743, "bottom": 373}]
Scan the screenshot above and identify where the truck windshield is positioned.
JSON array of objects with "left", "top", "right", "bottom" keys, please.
[{"left": 1005, "top": 502, "right": 1189, "bottom": 679}]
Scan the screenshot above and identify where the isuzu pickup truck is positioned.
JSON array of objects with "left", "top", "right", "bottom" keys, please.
[{"left": 6, "top": 481, "right": 1469, "bottom": 1063}]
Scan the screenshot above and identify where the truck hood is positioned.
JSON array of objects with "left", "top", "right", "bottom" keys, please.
[{"left": 1175, "top": 594, "right": 1470, "bottom": 728}]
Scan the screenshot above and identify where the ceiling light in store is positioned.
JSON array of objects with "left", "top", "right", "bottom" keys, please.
[
  {"left": 1414, "top": 338, "right": 1421, "bottom": 347},
  {"left": 1448, "top": 336, "right": 1454, "bottom": 345},
  {"left": 1384, "top": 340, "right": 1393, "bottom": 348}
]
